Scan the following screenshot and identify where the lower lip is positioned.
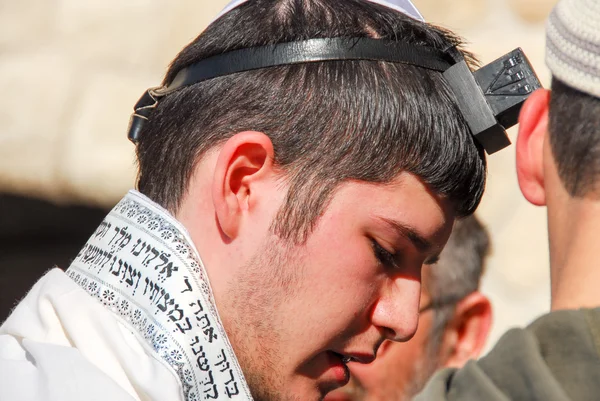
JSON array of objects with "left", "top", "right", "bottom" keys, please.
[{"left": 326, "top": 352, "right": 350, "bottom": 386}]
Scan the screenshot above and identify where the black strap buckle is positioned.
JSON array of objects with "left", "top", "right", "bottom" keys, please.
[{"left": 127, "top": 88, "right": 163, "bottom": 144}]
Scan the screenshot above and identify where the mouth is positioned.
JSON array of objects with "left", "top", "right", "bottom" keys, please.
[
  {"left": 325, "top": 351, "right": 351, "bottom": 387},
  {"left": 319, "top": 350, "right": 376, "bottom": 394}
]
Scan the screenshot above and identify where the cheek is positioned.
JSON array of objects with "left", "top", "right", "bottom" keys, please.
[
  {"left": 292, "top": 227, "right": 381, "bottom": 332},
  {"left": 350, "top": 343, "right": 416, "bottom": 389},
  {"left": 305, "top": 236, "right": 378, "bottom": 303},
  {"left": 352, "top": 317, "right": 435, "bottom": 385},
  {"left": 400, "top": 314, "right": 434, "bottom": 361},
  {"left": 309, "top": 212, "right": 379, "bottom": 283}
]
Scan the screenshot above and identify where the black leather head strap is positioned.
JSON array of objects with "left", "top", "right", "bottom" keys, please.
[
  {"left": 128, "top": 37, "right": 454, "bottom": 145},
  {"left": 127, "top": 36, "right": 541, "bottom": 154},
  {"left": 164, "top": 37, "right": 452, "bottom": 94}
]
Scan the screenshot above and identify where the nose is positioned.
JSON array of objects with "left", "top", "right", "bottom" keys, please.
[{"left": 370, "top": 277, "right": 421, "bottom": 342}]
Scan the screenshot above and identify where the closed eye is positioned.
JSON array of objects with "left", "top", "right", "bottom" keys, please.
[{"left": 371, "top": 239, "right": 399, "bottom": 270}]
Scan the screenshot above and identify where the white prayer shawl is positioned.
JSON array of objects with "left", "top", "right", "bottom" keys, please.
[{"left": 0, "top": 190, "right": 252, "bottom": 401}]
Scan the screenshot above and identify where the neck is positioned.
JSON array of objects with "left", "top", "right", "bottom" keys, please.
[{"left": 549, "top": 197, "right": 600, "bottom": 310}]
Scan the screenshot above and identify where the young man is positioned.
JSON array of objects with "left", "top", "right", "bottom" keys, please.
[
  {"left": 415, "top": 0, "right": 600, "bottom": 399},
  {"left": 325, "top": 215, "right": 492, "bottom": 401},
  {"left": 0, "top": 1, "right": 523, "bottom": 400}
]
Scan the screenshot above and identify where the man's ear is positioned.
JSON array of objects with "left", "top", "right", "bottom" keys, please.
[
  {"left": 516, "top": 88, "right": 551, "bottom": 206},
  {"left": 439, "top": 291, "right": 492, "bottom": 369},
  {"left": 212, "top": 131, "right": 275, "bottom": 241}
]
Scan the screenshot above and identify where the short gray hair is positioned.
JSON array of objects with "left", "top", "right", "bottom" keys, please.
[{"left": 423, "top": 214, "right": 490, "bottom": 354}]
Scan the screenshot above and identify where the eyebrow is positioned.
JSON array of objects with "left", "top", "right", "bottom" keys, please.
[{"left": 378, "top": 217, "right": 441, "bottom": 265}]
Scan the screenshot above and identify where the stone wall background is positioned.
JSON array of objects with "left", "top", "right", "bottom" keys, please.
[{"left": 0, "top": 0, "right": 557, "bottom": 353}]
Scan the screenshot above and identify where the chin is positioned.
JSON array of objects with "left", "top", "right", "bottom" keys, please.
[
  {"left": 283, "top": 384, "right": 327, "bottom": 401},
  {"left": 253, "top": 375, "right": 330, "bottom": 401},
  {"left": 306, "top": 379, "right": 339, "bottom": 401},
  {"left": 323, "top": 391, "right": 354, "bottom": 401}
]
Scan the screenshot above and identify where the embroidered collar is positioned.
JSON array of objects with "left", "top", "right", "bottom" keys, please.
[{"left": 67, "top": 190, "right": 252, "bottom": 401}]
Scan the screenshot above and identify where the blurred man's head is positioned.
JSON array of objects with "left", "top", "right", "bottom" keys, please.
[
  {"left": 325, "top": 215, "right": 492, "bottom": 401},
  {"left": 133, "top": 1, "right": 487, "bottom": 399},
  {"left": 516, "top": 0, "right": 600, "bottom": 309}
]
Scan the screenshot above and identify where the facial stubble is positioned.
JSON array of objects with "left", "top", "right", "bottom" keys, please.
[{"left": 221, "top": 237, "right": 305, "bottom": 401}]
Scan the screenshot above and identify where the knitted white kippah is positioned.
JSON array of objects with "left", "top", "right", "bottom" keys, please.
[{"left": 546, "top": 0, "right": 600, "bottom": 98}]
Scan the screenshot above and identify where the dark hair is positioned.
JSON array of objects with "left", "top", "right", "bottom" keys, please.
[
  {"left": 135, "top": 0, "right": 487, "bottom": 242},
  {"left": 425, "top": 214, "right": 490, "bottom": 352},
  {"left": 549, "top": 77, "right": 600, "bottom": 198}
]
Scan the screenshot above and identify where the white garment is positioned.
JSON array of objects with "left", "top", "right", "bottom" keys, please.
[{"left": 0, "top": 191, "right": 252, "bottom": 401}]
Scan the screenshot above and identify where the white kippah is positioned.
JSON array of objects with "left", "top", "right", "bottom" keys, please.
[
  {"left": 213, "top": 0, "right": 424, "bottom": 23},
  {"left": 546, "top": 0, "right": 600, "bottom": 98}
]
